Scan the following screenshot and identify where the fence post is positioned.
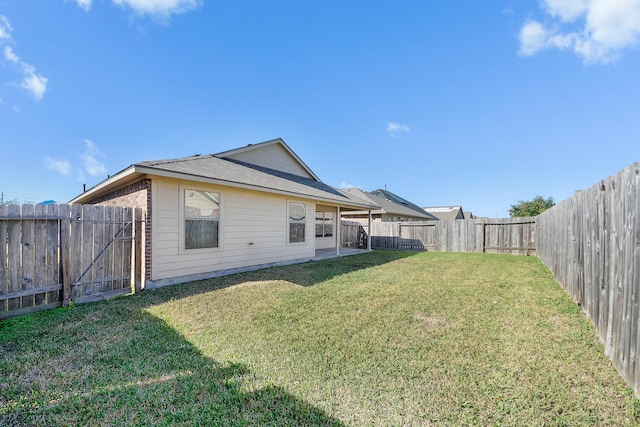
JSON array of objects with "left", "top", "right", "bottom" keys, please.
[
  {"left": 59, "top": 204, "right": 72, "bottom": 307},
  {"left": 0, "top": 205, "right": 7, "bottom": 314},
  {"left": 482, "top": 222, "right": 486, "bottom": 253},
  {"left": 134, "top": 208, "right": 143, "bottom": 293}
]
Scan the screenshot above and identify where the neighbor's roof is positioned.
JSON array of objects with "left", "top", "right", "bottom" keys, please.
[
  {"left": 341, "top": 188, "right": 437, "bottom": 220},
  {"left": 70, "top": 139, "right": 379, "bottom": 210},
  {"left": 423, "top": 206, "right": 465, "bottom": 221}
]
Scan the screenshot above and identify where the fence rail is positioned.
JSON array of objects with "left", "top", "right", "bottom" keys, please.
[
  {"left": 368, "top": 218, "right": 536, "bottom": 255},
  {"left": 0, "top": 204, "right": 143, "bottom": 319}
]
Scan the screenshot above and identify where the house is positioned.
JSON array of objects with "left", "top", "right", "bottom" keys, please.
[
  {"left": 340, "top": 188, "right": 437, "bottom": 223},
  {"left": 70, "top": 139, "right": 378, "bottom": 287},
  {"left": 422, "top": 206, "right": 468, "bottom": 220}
]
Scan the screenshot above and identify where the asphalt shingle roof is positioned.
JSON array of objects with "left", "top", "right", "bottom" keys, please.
[
  {"left": 342, "top": 188, "right": 436, "bottom": 220},
  {"left": 423, "top": 206, "right": 464, "bottom": 221},
  {"left": 134, "top": 154, "right": 376, "bottom": 209}
]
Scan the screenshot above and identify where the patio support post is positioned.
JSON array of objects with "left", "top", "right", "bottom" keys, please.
[
  {"left": 336, "top": 206, "right": 341, "bottom": 256},
  {"left": 368, "top": 210, "right": 372, "bottom": 250}
]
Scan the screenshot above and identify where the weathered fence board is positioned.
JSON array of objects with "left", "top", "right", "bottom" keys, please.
[
  {"left": 34, "top": 204, "right": 46, "bottom": 306},
  {"left": 369, "top": 222, "right": 400, "bottom": 250},
  {"left": 121, "top": 207, "right": 133, "bottom": 292},
  {"left": 94, "top": 205, "right": 106, "bottom": 295},
  {"left": 0, "top": 206, "right": 6, "bottom": 313},
  {"left": 60, "top": 204, "right": 72, "bottom": 307},
  {"left": 537, "top": 161, "right": 640, "bottom": 398},
  {"left": 7, "top": 204, "right": 21, "bottom": 311},
  {"left": 79, "top": 205, "right": 95, "bottom": 300},
  {"left": 0, "top": 204, "right": 144, "bottom": 319},
  {"left": 45, "top": 204, "right": 60, "bottom": 305},
  {"left": 341, "top": 221, "right": 365, "bottom": 248},
  {"left": 70, "top": 204, "right": 83, "bottom": 302},
  {"left": 367, "top": 218, "right": 536, "bottom": 255},
  {"left": 22, "top": 204, "right": 35, "bottom": 309}
]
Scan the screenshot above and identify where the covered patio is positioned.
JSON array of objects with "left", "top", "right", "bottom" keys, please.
[{"left": 314, "top": 247, "right": 370, "bottom": 261}]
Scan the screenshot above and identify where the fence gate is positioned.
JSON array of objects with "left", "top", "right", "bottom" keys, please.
[
  {"left": 0, "top": 204, "right": 143, "bottom": 319},
  {"left": 68, "top": 205, "right": 139, "bottom": 303}
]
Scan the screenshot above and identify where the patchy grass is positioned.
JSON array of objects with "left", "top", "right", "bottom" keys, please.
[{"left": 1, "top": 251, "right": 639, "bottom": 426}]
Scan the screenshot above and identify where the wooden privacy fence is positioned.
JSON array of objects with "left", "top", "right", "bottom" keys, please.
[
  {"left": 341, "top": 221, "right": 367, "bottom": 248},
  {"left": 537, "top": 161, "right": 640, "bottom": 397},
  {"left": 368, "top": 218, "right": 537, "bottom": 255},
  {"left": 0, "top": 204, "right": 144, "bottom": 319}
]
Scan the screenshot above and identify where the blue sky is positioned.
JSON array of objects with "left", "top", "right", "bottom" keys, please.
[{"left": 1, "top": 0, "right": 639, "bottom": 217}]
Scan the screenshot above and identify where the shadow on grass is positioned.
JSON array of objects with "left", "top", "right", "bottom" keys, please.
[
  {"left": 0, "top": 302, "right": 344, "bottom": 426},
  {"left": 0, "top": 252, "right": 419, "bottom": 425}
]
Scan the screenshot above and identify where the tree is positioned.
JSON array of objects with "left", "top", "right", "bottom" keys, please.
[
  {"left": 1, "top": 198, "right": 21, "bottom": 205},
  {"left": 509, "top": 195, "right": 554, "bottom": 217},
  {"left": 1, "top": 192, "right": 35, "bottom": 205}
]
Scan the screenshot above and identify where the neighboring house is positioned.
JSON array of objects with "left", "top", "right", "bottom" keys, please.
[
  {"left": 422, "top": 206, "right": 469, "bottom": 220},
  {"left": 341, "top": 188, "right": 437, "bottom": 223},
  {"left": 70, "top": 139, "right": 378, "bottom": 287}
]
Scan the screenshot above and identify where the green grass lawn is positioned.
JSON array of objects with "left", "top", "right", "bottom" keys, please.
[{"left": 1, "top": 251, "right": 639, "bottom": 426}]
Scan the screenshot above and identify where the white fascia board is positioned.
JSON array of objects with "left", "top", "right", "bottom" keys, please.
[{"left": 69, "top": 166, "right": 139, "bottom": 204}]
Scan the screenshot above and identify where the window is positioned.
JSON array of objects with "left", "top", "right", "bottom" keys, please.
[
  {"left": 288, "top": 202, "right": 306, "bottom": 243},
  {"left": 184, "top": 189, "right": 220, "bottom": 249},
  {"left": 315, "top": 211, "right": 334, "bottom": 237}
]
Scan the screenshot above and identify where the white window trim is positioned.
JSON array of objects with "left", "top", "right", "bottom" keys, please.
[
  {"left": 315, "top": 209, "right": 335, "bottom": 238},
  {"left": 287, "top": 200, "right": 308, "bottom": 246},
  {"left": 179, "top": 184, "right": 223, "bottom": 254}
]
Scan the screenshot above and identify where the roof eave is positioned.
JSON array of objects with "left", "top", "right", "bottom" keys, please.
[
  {"left": 70, "top": 161, "right": 378, "bottom": 210},
  {"left": 146, "top": 166, "right": 377, "bottom": 209},
  {"left": 69, "top": 166, "right": 139, "bottom": 204},
  {"left": 138, "top": 166, "right": 379, "bottom": 210}
]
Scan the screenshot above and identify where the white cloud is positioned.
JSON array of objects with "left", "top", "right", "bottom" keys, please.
[
  {"left": 45, "top": 157, "right": 71, "bottom": 175},
  {"left": 69, "top": 0, "right": 202, "bottom": 19},
  {"left": 0, "top": 15, "right": 12, "bottom": 40},
  {"left": 519, "top": 0, "right": 640, "bottom": 63},
  {"left": 4, "top": 45, "right": 19, "bottom": 63},
  {"left": 111, "top": 0, "right": 202, "bottom": 19},
  {"left": 386, "top": 122, "right": 411, "bottom": 138},
  {"left": 81, "top": 139, "right": 108, "bottom": 176},
  {"left": 543, "top": 0, "right": 591, "bottom": 22},
  {"left": 338, "top": 181, "right": 359, "bottom": 189},
  {"left": 21, "top": 65, "right": 49, "bottom": 101},
  {"left": 519, "top": 20, "right": 549, "bottom": 56},
  {"left": 0, "top": 15, "right": 49, "bottom": 101},
  {"left": 74, "top": 0, "right": 93, "bottom": 12}
]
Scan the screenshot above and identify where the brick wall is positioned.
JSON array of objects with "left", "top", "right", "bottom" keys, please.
[{"left": 83, "top": 179, "right": 152, "bottom": 281}]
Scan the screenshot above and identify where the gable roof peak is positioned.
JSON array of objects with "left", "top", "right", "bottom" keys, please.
[
  {"left": 213, "top": 138, "right": 320, "bottom": 182},
  {"left": 213, "top": 138, "right": 285, "bottom": 157}
]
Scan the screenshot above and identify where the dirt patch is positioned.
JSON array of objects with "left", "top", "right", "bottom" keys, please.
[
  {"left": 413, "top": 313, "right": 449, "bottom": 331},
  {"left": 21, "top": 366, "right": 44, "bottom": 390},
  {"left": 549, "top": 315, "right": 564, "bottom": 327}
]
